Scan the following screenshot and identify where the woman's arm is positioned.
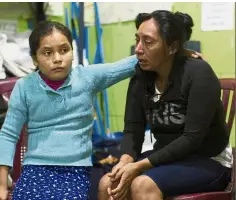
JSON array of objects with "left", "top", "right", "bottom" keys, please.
[
  {"left": 120, "top": 76, "right": 147, "bottom": 161},
  {"left": 108, "top": 76, "right": 146, "bottom": 184}
]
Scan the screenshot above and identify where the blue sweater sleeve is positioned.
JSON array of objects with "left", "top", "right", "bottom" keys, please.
[
  {"left": 0, "top": 79, "right": 28, "bottom": 167},
  {"left": 81, "top": 55, "right": 138, "bottom": 93}
]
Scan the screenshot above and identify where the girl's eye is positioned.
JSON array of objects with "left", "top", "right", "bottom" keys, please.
[
  {"left": 61, "top": 48, "right": 68, "bottom": 54},
  {"left": 43, "top": 51, "right": 51, "bottom": 56}
]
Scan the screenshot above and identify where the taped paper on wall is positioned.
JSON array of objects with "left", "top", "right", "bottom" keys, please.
[{"left": 201, "top": 2, "right": 234, "bottom": 31}]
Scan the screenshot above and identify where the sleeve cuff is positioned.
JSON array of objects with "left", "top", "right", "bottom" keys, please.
[{"left": 0, "top": 138, "right": 16, "bottom": 167}]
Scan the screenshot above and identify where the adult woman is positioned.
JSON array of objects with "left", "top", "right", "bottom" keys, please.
[{"left": 98, "top": 10, "right": 233, "bottom": 200}]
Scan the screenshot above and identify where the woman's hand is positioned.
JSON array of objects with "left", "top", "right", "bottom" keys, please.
[
  {"left": 108, "top": 160, "right": 129, "bottom": 183},
  {"left": 110, "top": 158, "right": 153, "bottom": 200},
  {"left": 110, "top": 163, "right": 140, "bottom": 200},
  {"left": 107, "top": 160, "right": 130, "bottom": 199},
  {"left": 107, "top": 154, "right": 135, "bottom": 199},
  {"left": 107, "top": 178, "right": 121, "bottom": 200}
]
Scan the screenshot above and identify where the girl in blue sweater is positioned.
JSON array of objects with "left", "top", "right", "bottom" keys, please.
[
  {"left": 0, "top": 20, "right": 201, "bottom": 200},
  {"left": 0, "top": 20, "right": 137, "bottom": 200}
]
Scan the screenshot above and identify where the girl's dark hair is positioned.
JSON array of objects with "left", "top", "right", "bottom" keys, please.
[
  {"left": 29, "top": 20, "right": 73, "bottom": 57},
  {"left": 135, "top": 10, "right": 194, "bottom": 56}
]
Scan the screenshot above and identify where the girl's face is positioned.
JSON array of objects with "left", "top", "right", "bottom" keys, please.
[{"left": 33, "top": 29, "right": 73, "bottom": 81}]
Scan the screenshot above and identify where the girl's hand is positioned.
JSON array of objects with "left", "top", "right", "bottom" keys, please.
[
  {"left": 0, "top": 186, "right": 8, "bottom": 200},
  {"left": 184, "top": 49, "right": 206, "bottom": 61}
]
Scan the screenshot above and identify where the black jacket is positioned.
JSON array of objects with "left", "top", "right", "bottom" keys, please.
[{"left": 120, "top": 57, "right": 229, "bottom": 166}]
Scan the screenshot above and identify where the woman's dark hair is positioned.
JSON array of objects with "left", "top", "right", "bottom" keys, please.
[
  {"left": 29, "top": 20, "right": 73, "bottom": 57},
  {"left": 135, "top": 10, "right": 194, "bottom": 56}
]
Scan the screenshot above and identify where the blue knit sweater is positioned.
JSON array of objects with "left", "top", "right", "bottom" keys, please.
[{"left": 0, "top": 56, "right": 137, "bottom": 167}]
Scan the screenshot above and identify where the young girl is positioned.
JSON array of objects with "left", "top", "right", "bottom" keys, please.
[
  {"left": 0, "top": 20, "right": 202, "bottom": 200},
  {"left": 0, "top": 20, "right": 138, "bottom": 200}
]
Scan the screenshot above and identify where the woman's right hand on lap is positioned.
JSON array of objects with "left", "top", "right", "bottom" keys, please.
[
  {"left": 108, "top": 161, "right": 129, "bottom": 182},
  {"left": 107, "top": 161, "right": 131, "bottom": 200},
  {"left": 107, "top": 178, "right": 119, "bottom": 197}
]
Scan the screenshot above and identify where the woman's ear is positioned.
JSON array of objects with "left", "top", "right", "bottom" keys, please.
[{"left": 169, "top": 41, "right": 179, "bottom": 55}]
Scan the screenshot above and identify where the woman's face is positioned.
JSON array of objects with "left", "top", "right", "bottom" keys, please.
[
  {"left": 135, "top": 18, "right": 170, "bottom": 72},
  {"left": 33, "top": 29, "right": 73, "bottom": 81}
]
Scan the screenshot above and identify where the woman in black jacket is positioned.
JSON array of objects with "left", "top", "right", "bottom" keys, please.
[{"left": 98, "top": 10, "right": 233, "bottom": 200}]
